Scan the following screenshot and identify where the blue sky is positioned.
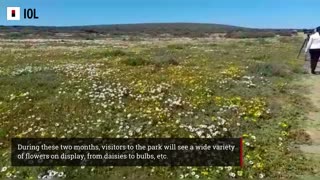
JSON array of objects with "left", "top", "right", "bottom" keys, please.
[{"left": 0, "top": 0, "right": 318, "bottom": 28}]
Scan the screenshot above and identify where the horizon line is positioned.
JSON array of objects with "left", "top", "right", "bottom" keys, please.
[{"left": 0, "top": 22, "right": 309, "bottom": 30}]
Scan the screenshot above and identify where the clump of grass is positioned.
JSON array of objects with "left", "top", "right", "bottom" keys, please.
[
  {"left": 0, "top": 128, "right": 7, "bottom": 138},
  {"left": 289, "top": 62, "right": 306, "bottom": 74},
  {"left": 225, "top": 31, "right": 276, "bottom": 39},
  {"left": 248, "top": 62, "right": 291, "bottom": 77},
  {"left": 279, "top": 37, "right": 292, "bottom": 43},
  {"left": 104, "top": 49, "right": 128, "bottom": 57},
  {"left": 208, "top": 43, "right": 218, "bottom": 47},
  {"left": 0, "top": 70, "right": 61, "bottom": 101},
  {"left": 257, "top": 38, "right": 270, "bottom": 45},
  {"left": 167, "top": 44, "right": 185, "bottom": 50},
  {"left": 243, "top": 41, "right": 255, "bottom": 46},
  {"left": 85, "top": 37, "right": 95, "bottom": 40},
  {"left": 128, "top": 36, "right": 142, "bottom": 41},
  {"left": 146, "top": 48, "right": 181, "bottom": 67},
  {"left": 8, "top": 32, "right": 24, "bottom": 39},
  {"left": 122, "top": 56, "right": 149, "bottom": 66},
  {"left": 152, "top": 54, "right": 180, "bottom": 67},
  {"left": 289, "top": 129, "right": 311, "bottom": 144},
  {"left": 90, "top": 49, "right": 129, "bottom": 59},
  {"left": 252, "top": 54, "right": 270, "bottom": 61}
]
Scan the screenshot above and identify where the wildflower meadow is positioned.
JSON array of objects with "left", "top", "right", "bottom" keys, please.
[{"left": 0, "top": 36, "right": 316, "bottom": 179}]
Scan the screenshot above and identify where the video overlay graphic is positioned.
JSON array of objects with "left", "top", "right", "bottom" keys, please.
[
  {"left": 12, "top": 138, "right": 243, "bottom": 167},
  {"left": 7, "top": 7, "right": 39, "bottom": 21}
]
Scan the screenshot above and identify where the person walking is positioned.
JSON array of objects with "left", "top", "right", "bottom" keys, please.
[{"left": 305, "top": 27, "right": 320, "bottom": 74}]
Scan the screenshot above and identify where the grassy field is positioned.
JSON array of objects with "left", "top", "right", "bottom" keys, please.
[{"left": 0, "top": 36, "right": 316, "bottom": 179}]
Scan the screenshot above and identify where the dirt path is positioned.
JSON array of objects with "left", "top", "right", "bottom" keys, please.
[{"left": 297, "top": 62, "right": 320, "bottom": 179}]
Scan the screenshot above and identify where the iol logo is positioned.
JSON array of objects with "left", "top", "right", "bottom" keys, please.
[
  {"left": 24, "top": 8, "right": 39, "bottom": 19},
  {"left": 7, "top": 7, "right": 20, "bottom": 21},
  {"left": 7, "top": 7, "right": 39, "bottom": 21}
]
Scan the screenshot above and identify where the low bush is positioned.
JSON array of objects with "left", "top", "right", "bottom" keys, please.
[
  {"left": 279, "top": 37, "right": 292, "bottom": 43},
  {"left": 248, "top": 62, "right": 291, "bottom": 77},
  {"left": 225, "top": 31, "right": 276, "bottom": 39},
  {"left": 8, "top": 32, "right": 24, "bottom": 39},
  {"left": 152, "top": 55, "right": 180, "bottom": 67},
  {"left": 276, "top": 31, "right": 294, "bottom": 37},
  {"left": 252, "top": 54, "right": 270, "bottom": 61},
  {"left": 104, "top": 49, "right": 127, "bottom": 57},
  {"left": 167, "top": 44, "right": 185, "bottom": 50},
  {"left": 122, "top": 56, "right": 149, "bottom": 66}
]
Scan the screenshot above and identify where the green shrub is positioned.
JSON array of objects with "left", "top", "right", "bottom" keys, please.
[
  {"left": 252, "top": 54, "right": 270, "bottom": 61},
  {"left": 122, "top": 56, "right": 149, "bottom": 66},
  {"left": 85, "top": 37, "right": 95, "bottom": 40},
  {"left": 128, "top": 36, "right": 142, "bottom": 41},
  {"left": 0, "top": 128, "right": 7, "bottom": 138},
  {"left": 248, "top": 62, "right": 291, "bottom": 77},
  {"left": 209, "top": 43, "right": 218, "bottom": 47},
  {"left": 150, "top": 48, "right": 180, "bottom": 66},
  {"left": 276, "top": 31, "right": 294, "bottom": 37},
  {"left": 91, "top": 49, "right": 128, "bottom": 58},
  {"left": 225, "top": 31, "right": 276, "bottom": 39},
  {"left": 243, "top": 41, "right": 255, "bottom": 46},
  {"left": 152, "top": 55, "right": 180, "bottom": 67},
  {"left": 279, "top": 37, "right": 292, "bottom": 43},
  {"left": 167, "top": 44, "right": 185, "bottom": 50},
  {"left": 8, "top": 32, "right": 23, "bottom": 39},
  {"left": 257, "top": 38, "right": 270, "bottom": 45},
  {"left": 104, "top": 49, "right": 127, "bottom": 57}
]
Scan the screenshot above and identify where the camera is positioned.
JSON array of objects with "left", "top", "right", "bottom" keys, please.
[{"left": 303, "top": 29, "right": 315, "bottom": 35}]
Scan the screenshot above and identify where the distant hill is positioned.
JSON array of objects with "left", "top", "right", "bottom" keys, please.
[{"left": 0, "top": 23, "right": 299, "bottom": 39}]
